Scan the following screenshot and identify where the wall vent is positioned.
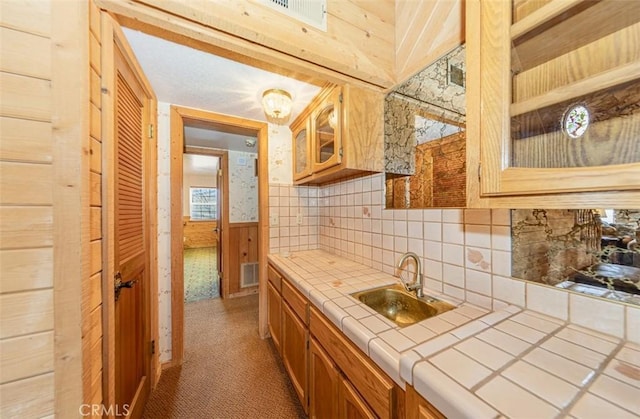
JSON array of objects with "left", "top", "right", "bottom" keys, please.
[
  {"left": 260, "top": 0, "right": 327, "bottom": 32},
  {"left": 240, "top": 262, "right": 259, "bottom": 288}
]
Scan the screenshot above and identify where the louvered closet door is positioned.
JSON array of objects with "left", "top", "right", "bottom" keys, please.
[{"left": 113, "top": 36, "right": 151, "bottom": 419}]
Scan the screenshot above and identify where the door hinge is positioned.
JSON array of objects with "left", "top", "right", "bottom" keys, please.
[
  {"left": 477, "top": 162, "right": 482, "bottom": 180},
  {"left": 148, "top": 124, "right": 154, "bottom": 139},
  {"left": 339, "top": 147, "right": 343, "bottom": 157},
  {"left": 151, "top": 340, "right": 156, "bottom": 355},
  {"left": 217, "top": 169, "right": 222, "bottom": 178},
  {"left": 338, "top": 93, "right": 343, "bottom": 103}
]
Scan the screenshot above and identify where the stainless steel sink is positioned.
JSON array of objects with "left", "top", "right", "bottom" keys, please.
[{"left": 351, "top": 284, "right": 456, "bottom": 327}]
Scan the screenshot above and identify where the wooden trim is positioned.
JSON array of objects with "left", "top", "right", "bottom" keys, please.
[
  {"left": 52, "top": 1, "right": 88, "bottom": 415},
  {"left": 169, "top": 105, "right": 185, "bottom": 366},
  {"left": 170, "top": 105, "right": 270, "bottom": 364},
  {"left": 228, "top": 221, "right": 258, "bottom": 229}
]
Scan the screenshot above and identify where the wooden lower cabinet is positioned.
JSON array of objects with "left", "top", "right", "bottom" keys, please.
[
  {"left": 267, "top": 281, "right": 282, "bottom": 354},
  {"left": 406, "top": 385, "right": 445, "bottom": 419},
  {"left": 340, "top": 375, "right": 377, "bottom": 419},
  {"left": 309, "top": 337, "right": 339, "bottom": 419},
  {"left": 282, "top": 301, "right": 308, "bottom": 413}
]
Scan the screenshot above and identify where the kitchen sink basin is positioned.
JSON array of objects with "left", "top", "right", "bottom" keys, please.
[{"left": 351, "top": 284, "right": 456, "bottom": 327}]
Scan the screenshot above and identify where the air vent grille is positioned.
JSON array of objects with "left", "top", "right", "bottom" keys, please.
[
  {"left": 261, "top": 0, "right": 327, "bottom": 32},
  {"left": 240, "top": 262, "right": 259, "bottom": 288}
]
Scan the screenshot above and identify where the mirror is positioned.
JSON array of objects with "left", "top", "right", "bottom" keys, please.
[
  {"left": 511, "top": 209, "right": 640, "bottom": 306},
  {"left": 384, "top": 45, "right": 466, "bottom": 208}
]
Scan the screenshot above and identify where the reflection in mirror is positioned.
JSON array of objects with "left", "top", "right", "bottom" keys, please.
[
  {"left": 511, "top": 209, "right": 640, "bottom": 306},
  {"left": 384, "top": 45, "right": 466, "bottom": 208}
]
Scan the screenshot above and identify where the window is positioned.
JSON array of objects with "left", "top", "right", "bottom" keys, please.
[{"left": 190, "top": 187, "right": 217, "bottom": 220}]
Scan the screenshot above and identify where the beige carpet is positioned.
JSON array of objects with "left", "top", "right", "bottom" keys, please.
[{"left": 142, "top": 295, "right": 306, "bottom": 419}]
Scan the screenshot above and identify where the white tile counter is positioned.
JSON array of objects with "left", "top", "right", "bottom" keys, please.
[{"left": 268, "top": 250, "right": 640, "bottom": 418}]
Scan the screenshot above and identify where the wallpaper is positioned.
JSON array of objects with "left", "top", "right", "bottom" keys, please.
[{"left": 228, "top": 150, "right": 258, "bottom": 223}]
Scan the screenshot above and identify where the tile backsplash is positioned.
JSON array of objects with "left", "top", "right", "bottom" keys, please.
[{"left": 268, "top": 172, "right": 639, "bottom": 343}]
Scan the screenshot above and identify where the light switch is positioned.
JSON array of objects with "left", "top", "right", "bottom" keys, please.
[
  {"left": 270, "top": 215, "right": 279, "bottom": 227},
  {"left": 296, "top": 213, "right": 303, "bottom": 225}
]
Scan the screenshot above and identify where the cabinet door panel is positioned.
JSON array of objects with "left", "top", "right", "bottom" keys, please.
[
  {"left": 312, "top": 87, "right": 342, "bottom": 173},
  {"left": 309, "top": 338, "right": 339, "bottom": 419},
  {"left": 267, "top": 281, "right": 282, "bottom": 354},
  {"left": 339, "top": 375, "right": 376, "bottom": 419},
  {"left": 292, "top": 119, "right": 312, "bottom": 181},
  {"left": 467, "top": 0, "right": 640, "bottom": 202},
  {"left": 282, "top": 302, "right": 308, "bottom": 413}
]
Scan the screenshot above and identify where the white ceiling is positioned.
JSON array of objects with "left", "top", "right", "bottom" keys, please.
[
  {"left": 183, "top": 153, "right": 219, "bottom": 176},
  {"left": 122, "top": 28, "right": 322, "bottom": 151}
]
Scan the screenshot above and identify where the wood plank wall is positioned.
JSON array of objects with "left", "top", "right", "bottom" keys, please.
[
  {"left": 395, "top": 0, "right": 465, "bottom": 84},
  {"left": 183, "top": 217, "right": 217, "bottom": 249},
  {"left": 0, "top": 2, "right": 55, "bottom": 417},
  {"left": 228, "top": 223, "right": 259, "bottom": 296},
  {"left": 84, "top": 0, "right": 104, "bottom": 413},
  {"left": 117, "top": 0, "right": 396, "bottom": 88}
]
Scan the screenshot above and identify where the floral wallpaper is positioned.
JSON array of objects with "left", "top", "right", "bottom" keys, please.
[{"left": 228, "top": 150, "right": 258, "bottom": 223}]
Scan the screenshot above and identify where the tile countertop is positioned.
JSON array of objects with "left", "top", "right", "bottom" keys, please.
[{"left": 268, "top": 250, "right": 640, "bottom": 419}]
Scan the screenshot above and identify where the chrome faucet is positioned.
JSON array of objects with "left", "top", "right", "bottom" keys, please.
[{"left": 397, "top": 252, "right": 423, "bottom": 298}]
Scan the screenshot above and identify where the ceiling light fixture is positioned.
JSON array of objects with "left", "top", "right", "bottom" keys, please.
[{"left": 262, "top": 88, "right": 293, "bottom": 124}]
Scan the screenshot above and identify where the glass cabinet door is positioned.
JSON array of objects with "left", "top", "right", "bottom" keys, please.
[
  {"left": 312, "top": 87, "right": 342, "bottom": 172},
  {"left": 292, "top": 120, "right": 311, "bottom": 181},
  {"left": 470, "top": 0, "right": 640, "bottom": 198}
]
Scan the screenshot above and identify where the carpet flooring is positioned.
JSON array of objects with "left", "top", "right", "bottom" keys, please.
[
  {"left": 184, "top": 247, "right": 219, "bottom": 303},
  {"left": 142, "top": 294, "right": 306, "bottom": 419}
]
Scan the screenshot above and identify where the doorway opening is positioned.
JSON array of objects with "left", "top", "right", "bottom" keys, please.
[
  {"left": 182, "top": 153, "right": 222, "bottom": 303},
  {"left": 169, "top": 106, "right": 269, "bottom": 365}
]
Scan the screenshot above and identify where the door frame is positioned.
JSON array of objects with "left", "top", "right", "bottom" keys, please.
[
  {"left": 169, "top": 105, "right": 269, "bottom": 366},
  {"left": 101, "top": 13, "right": 159, "bottom": 413},
  {"left": 183, "top": 147, "right": 228, "bottom": 299}
]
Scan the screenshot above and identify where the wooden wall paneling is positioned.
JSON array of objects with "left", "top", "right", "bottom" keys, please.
[
  {"left": 0, "top": 161, "right": 53, "bottom": 205},
  {"left": 86, "top": 1, "right": 104, "bottom": 409},
  {"left": 395, "top": 0, "right": 464, "bottom": 84},
  {"left": 90, "top": 136, "right": 102, "bottom": 173},
  {"left": 0, "top": 331, "right": 54, "bottom": 384},
  {"left": 90, "top": 102, "right": 101, "bottom": 140},
  {"left": 0, "top": 27, "right": 52, "bottom": 79},
  {"left": 101, "top": 9, "right": 117, "bottom": 409},
  {"left": 0, "top": 248, "right": 53, "bottom": 293},
  {"left": 0, "top": 207, "right": 53, "bottom": 248},
  {"left": 0, "top": 117, "right": 52, "bottom": 163},
  {"left": 96, "top": 0, "right": 387, "bottom": 90},
  {"left": 0, "top": 373, "right": 55, "bottom": 418},
  {"left": 0, "top": 73, "right": 51, "bottom": 122},
  {"left": 90, "top": 171, "right": 101, "bottom": 206},
  {"left": 0, "top": 0, "right": 51, "bottom": 37},
  {"left": 129, "top": 0, "right": 394, "bottom": 87},
  {"left": 52, "top": 0, "right": 89, "bottom": 414},
  {"left": 182, "top": 218, "right": 217, "bottom": 248},
  {"left": 0, "top": 289, "right": 54, "bottom": 339}
]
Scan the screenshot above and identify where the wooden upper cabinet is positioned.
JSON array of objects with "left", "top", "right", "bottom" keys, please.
[
  {"left": 291, "top": 84, "right": 384, "bottom": 185},
  {"left": 466, "top": 0, "right": 640, "bottom": 208}
]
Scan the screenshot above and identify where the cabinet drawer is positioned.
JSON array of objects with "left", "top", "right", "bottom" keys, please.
[
  {"left": 267, "top": 264, "right": 282, "bottom": 291},
  {"left": 282, "top": 278, "right": 308, "bottom": 325},
  {"left": 310, "top": 306, "right": 395, "bottom": 419}
]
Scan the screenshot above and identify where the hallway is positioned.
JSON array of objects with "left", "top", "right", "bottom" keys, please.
[
  {"left": 184, "top": 246, "right": 219, "bottom": 302},
  {"left": 142, "top": 295, "right": 306, "bottom": 419}
]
